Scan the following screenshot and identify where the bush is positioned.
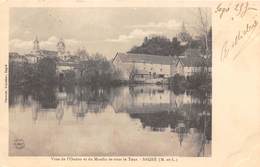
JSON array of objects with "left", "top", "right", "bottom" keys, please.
[
  {"left": 168, "top": 74, "right": 186, "bottom": 93},
  {"left": 186, "top": 72, "right": 211, "bottom": 91},
  {"left": 79, "top": 53, "right": 121, "bottom": 87},
  {"left": 168, "top": 72, "right": 211, "bottom": 93},
  {"left": 63, "top": 70, "right": 76, "bottom": 86},
  {"left": 37, "top": 57, "right": 57, "bottom": 85}
]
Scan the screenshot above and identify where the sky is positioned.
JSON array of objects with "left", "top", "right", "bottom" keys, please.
[{"left": 10, "top": 8, "right": 211, "bottom": 59}]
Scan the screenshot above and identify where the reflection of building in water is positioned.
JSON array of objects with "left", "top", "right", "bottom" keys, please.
[
  {"left": 70, "top": 87, "right": 110, "bottom": 120},
  {"left": 31, "top": 88, "right": 66, "bottom": 124},
  {"left": 32, "top": 86, "right": 112, "bottom": 122},
  {"left": 112, "top": 86, "right": 211, "bottom": 145},
  {"left": 175, "top": 121, "right": 187, "bottom": 146},
  {"left": 112, "top": 86, "right": 209, "bottom": 113},
  {"left": 113, "top": 85, "right": 175, "bottom": 113},
  {"left": 72, "top": 101, "right": 87, "bottom": 121},
  {"left": 56, "top": 100, "right": 65, "bottom": 125},
  {"left": 196, "top": 109, "right": 211, "bottom": 156},
  {"left": 129, "top": 85, "right": 171, "bottom": 105},
  {"left": 31, "top": 103, "right": 64, "bottom": 125},
  {"left": 129, "top": 111, "right": 180, "bottom": 130}
]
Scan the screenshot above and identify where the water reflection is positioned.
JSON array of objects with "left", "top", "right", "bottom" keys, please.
[{"left": 9, "top": 85, "right": 211, "bottom": 156}]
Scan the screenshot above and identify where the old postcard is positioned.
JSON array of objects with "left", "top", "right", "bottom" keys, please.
[{"left": 0, "top": 0, "right": 259, "bottom": 167}]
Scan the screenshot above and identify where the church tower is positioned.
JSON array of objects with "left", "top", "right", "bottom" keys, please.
[
  {"left": 178, "top": 22, "right": 192, "bottom": 46},
  {"left": 57, "top": 38, "right": 66, "bottom": 55},
  {"left": 57, "top": 38, "right": 68, "bottom": 61},
  {"left": 33, "top": 36, "right": 40, "bottom": 52}
]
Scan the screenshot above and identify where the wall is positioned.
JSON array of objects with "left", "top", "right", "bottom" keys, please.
[{"left": 113, "top": 59, "right": 171, "bottom": 81}]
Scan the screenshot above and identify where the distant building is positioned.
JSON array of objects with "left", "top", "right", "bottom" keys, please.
[
  {"left": 56, "top": 38, "right": 73, "bottom": 61},
  {"left": 18, "top": 37, "right": 81, "bottom": 64},
  {"left": 175, "top": 55, "right": 211, "bottom": 77},
  {"left": 22, "top": 37, "right": 58, "bottom": 64},
  {"left": 9, "top": 52, "right": 27, "bottom": 63},
  {"left": 24, "top": 53, "right": 40, "bottom": 64},
  {"left": 177, "top": 22, "right": 192, "bottom": 46},
  {"left": 32, "top": 36, "right": 40, "bottom": 54},
  {"left": 112, "top": 52, "right": 178, "bottom": 83}
]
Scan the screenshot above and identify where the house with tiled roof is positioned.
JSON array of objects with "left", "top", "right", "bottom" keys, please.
[
  {"left": 112, "top": 52, "right": 178, "bottom": 82},
  {"left": 175, "top": 56, "right": 211, "bottom": 77}
]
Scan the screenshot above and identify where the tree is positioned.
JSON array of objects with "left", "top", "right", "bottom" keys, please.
[
  {"left": 178, "top": 22, "right": 192, "bottom": 44},
  {"left": 194, "top": 8, "right": 211, "bottom": 54},
  {"left": 171, "top": 37, "right": 186, "bottom": 56},
  {"left": 207, "top": 27, "right": 212, "bottom": 55},
  {"left": 37, "top": 57, "right": 57, "bottom": 85},
  {"left": 79, "top": 53, "right": 118, "bottom": 86},
  {"left": 129, "top": 35, "right": 184, "bottom": 56},
  {"left": 76, "top": 48, "right": 90, "bottom": 61}
]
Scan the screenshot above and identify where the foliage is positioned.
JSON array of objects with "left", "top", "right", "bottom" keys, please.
[
  {"left": 186, "top": 72, "right": 211, "bottom": 91},
  {"left": 37, "top": 57, "right": 57, "bottom": 85},
  {"left": 207, "top": 27, "right": 212, "bottom": 55},
  {"left": 129, "top": 27, "right": 212, "bottom": 56},
  {"left": 9, "top": 57, "right": 58, "bottom": 89},
  {"left": 169, "top": 71, "right": 211, "bottom": 93},
  {"left": 128, "top": 35, "right": 211, "bottom": 56},
  {"left": 76, "top": 48, "right": 89, "bottom": 60},
  {"left": 129, "top": 36, "right": 185, "bottom": 56},
  {"left": 9, "top": 61, "right": 25, "bottom": 87},
  {"left": 9, "top": 61, "right": 38, "bottom": 87},
  {"left": 63, "top": 70, "right": 76, "bottom": 86},
  {"left": 168, "top": 74, "right": 186, "bottom": 94},
  {"left": 37, "top": 85, "right": 58, "bottom": 108},
  {"left": 79, "top": 53, "right": 121, "bottom": 86}
]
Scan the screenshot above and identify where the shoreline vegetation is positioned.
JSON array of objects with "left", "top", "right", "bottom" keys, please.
[
  {"left": 9, "top": 54, "right": 211, "bottom": 92},
  {"left": 9, "top": 34, "right": 212, "bottom": 93}
]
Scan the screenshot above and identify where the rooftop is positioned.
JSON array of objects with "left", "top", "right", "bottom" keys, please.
[
  {"left": 40, "top": 50, "right": 58, "bottom": 56},
  {"left": 113, "top": 52, "right": 178, "bottom": 65},
  {"left": 178, "top": 56, "right": 211, "bottom": 67}
]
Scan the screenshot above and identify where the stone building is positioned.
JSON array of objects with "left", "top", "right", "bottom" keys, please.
[{"left": 112, "top": 52, "right": 178, "bottom": 83}]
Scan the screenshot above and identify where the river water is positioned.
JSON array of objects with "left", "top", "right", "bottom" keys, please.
[{"left": 9, "top": 85, "right": 211, "bottom": 156}]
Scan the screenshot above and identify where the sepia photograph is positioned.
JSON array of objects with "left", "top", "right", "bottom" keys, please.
[{"left": 9, "top": 7, "right": 212, "bottom": 156}]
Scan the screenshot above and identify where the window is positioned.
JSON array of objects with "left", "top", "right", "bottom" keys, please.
[{"left": 158, "top": 74, "right": 164, "bottom": 78}]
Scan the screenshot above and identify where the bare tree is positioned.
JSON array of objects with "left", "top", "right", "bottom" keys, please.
[{"left": 194, "top": 8, "right": 211, "bottom": 54}]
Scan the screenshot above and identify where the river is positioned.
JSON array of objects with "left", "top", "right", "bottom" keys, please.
[{"left": 9, "top": 85, "right": 211, "bottom": 156}]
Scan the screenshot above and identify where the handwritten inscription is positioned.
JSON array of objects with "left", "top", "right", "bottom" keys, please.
[
  {"left": 221, "top": 19, "right": 258, "bottom": 61},
  {"left": 215, "top": 1, "right": 257, "bottom": 19},
  {"left": 216, "top": 1, "right": 259, "bottom": 62}
]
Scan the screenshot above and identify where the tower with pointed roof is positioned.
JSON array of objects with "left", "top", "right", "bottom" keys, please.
[
  {"left": 33, "top": 36, "right": 40, "bottom": 52},
  {"left": 178, "top": 22, "right": 192, "bottom": 46},
  {"left": 57, "top": 38, "right": 67, "bottom": 61},
  {"left": 57, "top": 38, "right": 66, "bottom": 55}
]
